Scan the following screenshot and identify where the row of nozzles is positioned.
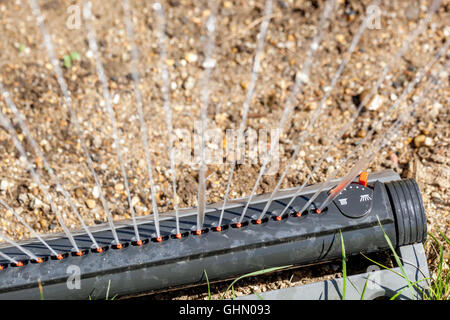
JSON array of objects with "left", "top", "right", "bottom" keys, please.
[{"left": 0, "top": 205, "right": 324, "bottom": 271}]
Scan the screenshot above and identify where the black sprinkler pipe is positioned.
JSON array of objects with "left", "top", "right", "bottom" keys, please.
[{"left": 0, "top": 170, "right": 426, "bottom": 299}]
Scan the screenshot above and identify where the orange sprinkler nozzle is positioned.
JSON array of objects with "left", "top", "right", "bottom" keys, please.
[
  {"left": 36, "top": 258, "right": 43, "bottom": 264},
  {"left": 256, "top": 219, "right": 262, "bottom": 224},
  {"left": 359, "top": 171, "right": 369, "bottom": 187},
  {"left": 0, "top": 265, "right": 4, "bottom": 270},
  {"left": 175, "top": 233, "right": 182, "bottom": 239},
  {"left": 275, "top": 216, "right": 282, "bottom": 221},
  {"left": 16, "top": 262, "right": 23, "bottom": 267},
  {"left": 195, "top": 230, "right": 202, "bottom": 236},
  {"left": 96, "top": 247, "right": 103, "bottom": 253},
  {"left": 116, "top": 243, "right": 123, "bottom": 250},
  {"left": 215, "top": 226, "right": 222, "bottom": 232},
  {"left": 315, "top": 209, "right": 322, "bottom": 214},
  {"left": 136, "top": 240, "right": 143, "bottom": 246},
  {"left": 75, "top": 251, "right": 83, "bottom": 256},
  {"left": 296, "top": 212, "right": 302, "bottom": 217},
  {"left": 56, "top": 254, "right": 64, "bottom": 260},
  {"left": 156, "top": 236, "right": 163, "bottom": 242},
  {"left": 235, "top": 223, "right": 242, "bottom": 228}
]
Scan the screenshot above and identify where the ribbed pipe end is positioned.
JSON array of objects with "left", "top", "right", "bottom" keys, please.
[{"left": 385, "top": 179, "right": 427, "bottom": 246}]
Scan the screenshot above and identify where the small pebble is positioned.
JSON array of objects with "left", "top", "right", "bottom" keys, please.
[
  {"left": 185, "top": 52, "right": 198, "bottom": 63},
  {"left": 431, "top": 192, "right": 442, "bottom": 204},
  {"left": 413, "top": 134, "right": 426, "bottom": 148},
  {"left": 112, "top": 94, "right": 120, "bottom": 104},
  {"left": 75, "top": 187, "right": 84, "bottom": 198},
  {"left": 183, "top": 77, "right": 195, "bottom": 90},
  {"left": 131, "top": 196, "right": 140, "bottom": 207},
  {"left": 35, "top": 157, "right": 44, "bottom": 169},
  {"left": 17, "top": 193, "right": 28, "bottom": 205},
  {"left": 357, "top": 129, "right": 367, "bottom": 138},
  {"left": 29, "top": 197, "right": 44, "bottom": 210},
  {"left": 0, "top": 180, "right": 8, "bottom": 191},
  {"left": 93, "top": 135, "right": 102, "bottom": 149},
  {"left": 40, "top": 219, "right": 48, "bottom": 230},
  {"left": 335, "top": 34, "right": 345, "bottom": 44},
  {"left": 223, "top": 1, "right": 233, "bottom": 9},
  {"left": 92, "top": 186, "right": 100, "bottom": 199},
  {"left": 85, "top": 199, "right": 96, "bottom": 209},
  {"left": 424, "top": 137, "right": 433, "bottom": 147},
  {"left": 202, "top": 58, "right": 216, "bottom": 69},
  {"left": 359, "top": 89, "right": 383, "bottom": 111},
  {"left": 368, "top": 94, "right": 383, "bottom": 111},
  {"left": 296, "top": 71, "right": 309, "bottom": 84},
  {"left": 166, "top": 58, "right": 175, "bottom": 67},
  {"left": 135, "top": 205, "right": 148, "bottom": 214}
]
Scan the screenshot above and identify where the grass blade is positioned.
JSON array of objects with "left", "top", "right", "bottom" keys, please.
[
  {"left": 340, "top": 230, "right": 347, "bottom": 300},
  {"left": 105, "top": 280, "right": 111, "bottom": 300},
  {"left": 254, "top": 291, "right": 264, "bottom": 300},
  {"left": 204, "top": 269, "right": 212, "bottom": 300},
  {"left": 38, "top": 278, "right": 44, "bottom": 300},
  {"left": 390, "top": 278, "right": 428, "bottom": 300},
  {"left": 426, "top": 232, "right": 449, "bottom": 300},
  {"left": 221, "top": 265, "right": 291, "bottom": 300},
  {"left": 377, "top": 216, "right": 416, "bottom": 298},
  {"left": 438, "top": 229, "right": 450, "bottom": 246},
  {"left": 360, "top": 276, "right": 369, "bottom": 300}
]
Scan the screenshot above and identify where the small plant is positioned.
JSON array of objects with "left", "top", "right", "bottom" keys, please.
[
  {"left": 63, "top": 51, "right": 81, "bottom": 68},
  {"left": 18, "top": 44, "right": 26, "bottom": 53}
]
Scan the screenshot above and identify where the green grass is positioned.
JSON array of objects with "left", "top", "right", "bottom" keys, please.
[
  {"left": 377, "top": 217, "right": 416, "bottom": 297},
  {"left": 104, "top": 280, "right": 118, "bottom": 300},
  {"left": 353, "top": 218, "right": 448, "bottom": 300},
  {"left": 339, "top": 219, "right": 450, "bottom": 300},
  {"left": 221, "top": 265, "right": 291, "bottom": 300},
  {"left": 204, "top": 269, "right": 212, "bottom": 300},
  {"left": 87, "top": 280, "right": 118, "bottom": 300},
  {"left": 202, "top": 222, "right": 448, "bottom": 300},
  {"left": 424, "top": 230, "right": 449, "bottom": 300},
  {"left": 340, "top": 230, "right": 347, "bottom": 300}
]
